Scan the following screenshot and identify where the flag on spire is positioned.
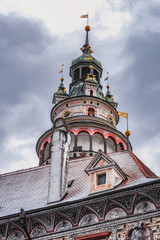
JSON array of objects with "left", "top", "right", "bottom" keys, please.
[
  {"left": 104, "top": 72, "right": 109, "bottom": 81},
  {"left": 117, "top": 111, "right": 128, "bottom": 118},
  {"left": 80, "top": 14, "right": 88, "bottom": 18}
]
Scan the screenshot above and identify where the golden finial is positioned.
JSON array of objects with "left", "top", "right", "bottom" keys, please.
[
  {"left": 107, "top": 85, "right": 110, "bottom": 88},
  {"left": 61, "top": 77, "right": 64, "bottom": 81},
  {"left": 85, "top": 25, "right": 90, "bottom": 31},
  {"left": 125, "top": 130, "right": 131, "bottom": 137},
  {"left": 89, "top": 65, "right": 93, "bottom": 69}
]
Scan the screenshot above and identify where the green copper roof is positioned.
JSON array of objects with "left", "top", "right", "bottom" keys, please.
[
  {"left": 105, "top": 91, "right": 114, "bottom": 102},
  {"left": 56, "top": 83, "right": 68, "bottom": 95},
  {"left": 97, "top": 86, "right": 106, "bottom": 100},
  {"left": 85, "top": 77, "right": 98, "bottom": 83},
  {"left": 72, "top": 54, "right": 102, "bottom": 67}
]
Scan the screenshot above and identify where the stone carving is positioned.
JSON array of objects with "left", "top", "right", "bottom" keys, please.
[
  {"left": 106, "top": 201, "right": 120, "bottom": 212},
  {"left": 36, "top": 214, "right": 54, "bottom": 230},
  {"left": 8, "top": 232, "right": 23, "bottom": 240},
  {"left": 55, "top": 213, "right": 68, "bottom": 226},
  {"left": 79, "top": 214, "right": 98, "bottom": 226},
  {"left": 134, "top": 194, "right": 151, "bottom": 206},
  {"left": 0, "top": 224, "right": 6, "bottom": 237},
  {"left": 60, "top": 208, "right": 81, "bottom": 224},
  {"left": 55, "top": 221, "right": 72, "bottom": 232},
  {"left": 131, "top": 228, "right": 143, "bottom": 240},
  {"left": 113, "top": 195, "right": 135, "bottom": 211},
  {"left": 87, "top": 201, "right": 107, "bottom": 218},
  {"left": 146, "top": 190, "right": 160, "bottom": 205},
  {"left": 7, "top": 224, "right": 18, "bottom": 236},
  {"left": 105, "top": 208, "right": 126, "bottom": 220},
  {"left": 79, "top": 207, "right": 93, "bottom": 219},
  {"left": 31, "top": 218, "right": 42, "bottom": 229},
  {"left": 31, "top": 226, "right": 45, "bottom": 237},
  {"left": 134, "top": 201, "right": 155, "bottom": 214}
]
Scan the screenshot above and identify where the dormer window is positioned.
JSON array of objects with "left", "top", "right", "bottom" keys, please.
[
  {"left": 86, "top": 151, "right": 126, "bottom": 193},
  {"left": 97, "top": 173, "right": 106, "bottom": 185}
]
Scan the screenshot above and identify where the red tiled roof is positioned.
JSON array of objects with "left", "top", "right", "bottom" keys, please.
[{"left": 129, "top": 151, "right": 158, "bottom": 178}]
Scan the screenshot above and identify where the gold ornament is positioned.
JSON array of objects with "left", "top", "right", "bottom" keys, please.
[
  {"left": 85, "top": 25, "right": 90, "bottom": 31},
  {"left": 61, "top": 108, "right": 73, "bottom": 118},
  {"left": 125, "top": 130, "right": 131, "bottom": 137}
]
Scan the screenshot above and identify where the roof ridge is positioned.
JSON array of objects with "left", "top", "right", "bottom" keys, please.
[
  {"left": 0, "top": 164, "right": 49, "bottom": 177},
  {"left": 129, "top": 151, "right": 158, "bottom": 178}
]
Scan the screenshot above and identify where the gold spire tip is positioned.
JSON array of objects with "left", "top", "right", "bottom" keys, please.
[
  {"left": 107, "top": 85, "right": 110, "bottom": 88},
  {"left": 125, "top": 130, "right": 131, "bottom": 137},
  {"left": 89, "top": 65, "right": 93, "bottom": 69},
  {"left": 61, "top": 77, "right": 64, "bottom": 81},
  {"left": 85, "top": 25, "right": 90, "bottom": 31}
]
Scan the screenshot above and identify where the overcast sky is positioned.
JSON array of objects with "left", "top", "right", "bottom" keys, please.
[{"left": 0, "top": 0, "right": 160, "bottom": 175}]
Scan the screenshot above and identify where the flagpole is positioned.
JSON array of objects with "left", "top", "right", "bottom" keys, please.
[
  {"left": 62, "top": 64, "right": 64, "bottom": 79},
  {"left": 87, "top": 12, "right": 89, "bottom": 25},
  {"left": 127, "top": 113, "right": 128, "bottom": 131}
]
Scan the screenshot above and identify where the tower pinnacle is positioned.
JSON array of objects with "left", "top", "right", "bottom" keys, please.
[{"left": 80, "top": 25, "right": 93, "bottom": 55}]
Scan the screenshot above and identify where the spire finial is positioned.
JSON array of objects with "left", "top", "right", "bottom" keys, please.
[
  {"left": 56, "top": 64, "right": 67, "bottom": 95},
  {"left": 105, "top": 72, "right": 114, "bottom": 102},
  {"left": 80, "top": 13, "right": 93, "bottom": 55},
  {"left": 59, "top": 64, "right": 64, "bottom": 79}
]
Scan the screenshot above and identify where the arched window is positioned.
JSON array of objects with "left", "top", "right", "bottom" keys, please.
[
  {"left": 77, "top": 132, "right": 90, "bottom": 151},
  {"left": 117, "top": 142, "right": 124, "bottom": 151},
  {"left": 92, "top": 133, "right": 104, "bottom": 152},
  {"left": 90, "top": 90, "right": 93, "bottom": 96},
  {"left": 88, "top": 107, "right": 95, "bottom": 116},
  {"left": 82, "top": 67, "right": 90, "bottom": 79},
  {"left": 106, "top": 136, "right": 116, "bottom": 153}
]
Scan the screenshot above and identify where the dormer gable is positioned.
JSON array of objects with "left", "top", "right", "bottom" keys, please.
[{"left": 86, "top": 151, "right": 127, "bottom": 193}]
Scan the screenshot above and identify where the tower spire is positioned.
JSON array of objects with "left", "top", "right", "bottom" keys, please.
[
  {"left": 105, "top": 73, "right": 114, "bottom": 103},
  {"left": 80, "top": 13, "right": 93, "bottom": 55}
]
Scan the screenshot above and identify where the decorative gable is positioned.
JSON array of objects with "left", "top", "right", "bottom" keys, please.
[{"left": 86, "top": 151, "right": 127, "bottom": 193}]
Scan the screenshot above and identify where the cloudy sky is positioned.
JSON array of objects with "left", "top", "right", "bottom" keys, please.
[{"left": 0, "top": 0, "right": 160, "bottom": 175}]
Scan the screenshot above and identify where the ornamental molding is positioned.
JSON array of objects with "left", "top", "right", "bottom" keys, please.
[
  {"left": 1, "top": 183, "right": 160, "bottom": 224},
  {"left": 27, "top": 209, "right": 160, "bottom": 240}
]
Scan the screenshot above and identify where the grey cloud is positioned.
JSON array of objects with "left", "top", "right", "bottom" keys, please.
[{"left": 1, "top": 0, "right": 160, "bottom": 176}]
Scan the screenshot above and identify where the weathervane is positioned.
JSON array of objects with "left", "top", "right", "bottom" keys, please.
[
  {"left": 59, "top": 64, "right": 64, "bottom": 82},
  {"left": 80, "top": 12, "right": 89, "bottom": 25},
  {"left": 105, "top": 72, "right": 110, "bottom": 88}
]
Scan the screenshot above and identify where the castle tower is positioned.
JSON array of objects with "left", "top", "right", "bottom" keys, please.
[
  {"left": 36, "top": 25, "right": 131, "bottom": 167},
  {"left": 0, "top": 23, "right": 159, "bottom": 240}
]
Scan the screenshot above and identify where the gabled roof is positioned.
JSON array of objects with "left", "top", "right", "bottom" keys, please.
[
  {"left": 85, "top": 150, "right": 126, "bottom": 179},
  {"left": 0, "top": 151, "right": 159, "bottom": 218}
]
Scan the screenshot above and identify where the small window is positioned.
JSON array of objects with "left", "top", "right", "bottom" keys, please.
[
  {"left": 97, "top": 173, "right": 106, "bottom": 185},
  {"left": 90, "top": 90, "right": 93, "bottom": 96},
  {"left": 74, "top": 68, "right": 79, "bottom": 80},
  {"left": 88, "top": 107, "right": 95, "bottom": 116}
]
